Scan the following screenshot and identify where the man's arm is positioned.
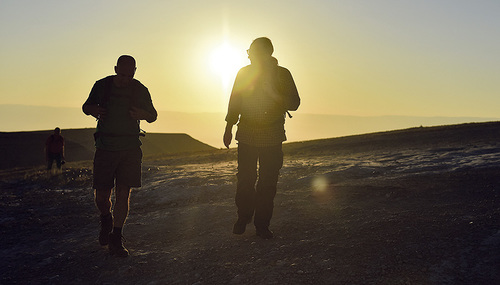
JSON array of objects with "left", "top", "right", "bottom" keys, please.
[
  {"left": 61, "top": 137, "right": 65, "bottom": 160},
  {"left": 83, "top": 103, "right": 107, "bottom": 120},
  {"left": 223, "top": 122, "right": 234, "bottom": 149},
  {"left": 280, "top": 68, "right": 300, "bottom": 111},
  {"left": 223, "top": 69, "right": 244, "bottom": 148},
  {"left": 131, "top": 87, "right": 158, "bottom": 123},
  {"left": 129, "top": 106, "right": 157, "bottom": 123},
  {"left": 83, "top": 80, "right": 107, "bottom": 119}
]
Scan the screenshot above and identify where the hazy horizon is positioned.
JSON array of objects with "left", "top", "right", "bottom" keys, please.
[{"left": 1, "top": 104, "right": 498, "bottom": 148}]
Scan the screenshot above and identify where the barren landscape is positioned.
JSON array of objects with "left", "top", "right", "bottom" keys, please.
[{"left": 1, "top": 122, "right": 500, "bottom": 284}]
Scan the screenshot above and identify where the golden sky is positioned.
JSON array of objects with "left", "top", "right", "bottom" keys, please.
[{"left": 1, "top": 0, "right": 499, "bottom": 120}]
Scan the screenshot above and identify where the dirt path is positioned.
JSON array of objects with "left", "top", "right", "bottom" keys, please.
[{"left": 2, "top": 126, "right": 500, "bottom": 284}]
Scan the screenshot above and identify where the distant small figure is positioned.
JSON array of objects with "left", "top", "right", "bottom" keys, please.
[
  {"left": 223, "top": 37, "right": 300, "bottom": 239},
  {"left": 45, "top": 127, "right": 65, "bottom": 175},
  {"left": 82, "top": 55, "right": 157, "bottom": 257}
]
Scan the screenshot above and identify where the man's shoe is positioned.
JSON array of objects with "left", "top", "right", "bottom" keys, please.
[
  {"left": 256, "top": 228, "right": 274, "bottom": 239},
  {"left": 99, "top": 214, "right": 113, "bottom": 246},
  {"left": 108, "top": 232, "right": 129, "bottom": 257},
  {"left": 232, "top": 218, "right": 251, "bottom": 235}
]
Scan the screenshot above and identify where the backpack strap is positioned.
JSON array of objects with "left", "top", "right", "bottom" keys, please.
[
  {"left": 94, "top": 76, "right": 146, "bottom": 140},
  {"left": 99, "top": 76, "right": 114, "bottom": 108}
]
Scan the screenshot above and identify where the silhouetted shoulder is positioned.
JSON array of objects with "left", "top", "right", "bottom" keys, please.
[
  {"left": 236, "top": 65, "right": 253, "bottom": 75},
  {"left": 277, "top": 66, "right": 293, "bottom": 77},
  {"left": 94, "top": 75, "right": 114, "bottom": 86},
  {"left": 132, "top": 78, "right": 148, "bottom": 89}
]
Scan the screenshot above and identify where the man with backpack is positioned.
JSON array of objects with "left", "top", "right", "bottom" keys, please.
[
  {"left": 45, "top": 127, "right": 65, "bottom": 175},
  {"left": 82, "top": 55, "right": 157, "bottom": 257},
  {"left": 223, "top": 37, "right": 300, "bottom": 239}
]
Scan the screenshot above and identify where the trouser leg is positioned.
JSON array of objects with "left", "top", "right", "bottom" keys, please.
[
  {"left": 254, "top": 144, "right": 283, "bottom": 229},
  {"left": 235, "top": 143, "right": 258, "bottom": 221},
  {"left": 55, "top": 153, "right": 62, "bottom": 169},
  {"left": 47, "top": 154, "right": 54, "bottom": 170}
]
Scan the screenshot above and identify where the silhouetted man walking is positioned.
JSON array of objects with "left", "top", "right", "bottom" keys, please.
[
  {"left": 224, "top": 37, "right": 300, "bottom": 239},
  {"left": 45, "top": 127, "right": 65, "bottom": 175},
  {"left": 83, "top": 55, "right": 157, "bottom": 257}
]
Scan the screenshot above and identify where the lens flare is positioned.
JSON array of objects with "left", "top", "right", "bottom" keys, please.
[
  {"left": 311, "top": 175, "right": 333, "bottom": 203},
  {"left": 312, "top": 175, "right": 329, "bottom": 193}
]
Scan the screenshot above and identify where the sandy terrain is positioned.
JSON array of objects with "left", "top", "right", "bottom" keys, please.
[{"left": 1, "top": 122, "right": 500, "bottom": 284}]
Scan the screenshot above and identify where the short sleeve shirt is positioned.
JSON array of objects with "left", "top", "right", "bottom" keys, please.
[{"left": 84, "top": 76, "right": 155, "bottom": 151}]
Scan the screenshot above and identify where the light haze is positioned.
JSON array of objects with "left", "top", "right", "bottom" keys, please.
[{"left": 1, "top": 1, "right": 499, "bottom": 146}]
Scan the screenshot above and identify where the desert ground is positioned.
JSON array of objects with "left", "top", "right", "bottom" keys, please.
[{"left": 1, "top": 122, "right": 500, "bottom": 284}]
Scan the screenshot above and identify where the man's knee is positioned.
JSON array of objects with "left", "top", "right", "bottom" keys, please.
[
  {"left": 95, "top": 188, "right": 112, "bottom": 200},
  {"left": 237, "top": 170, "right": 257, "bottom": 183},
  {"left": 115, "top": 185, "right": 131, "bottom": 199}
]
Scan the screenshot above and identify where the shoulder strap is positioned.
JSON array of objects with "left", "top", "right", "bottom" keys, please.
[{"left": 100, "top": 76, "right": 114, "bottom": 108}]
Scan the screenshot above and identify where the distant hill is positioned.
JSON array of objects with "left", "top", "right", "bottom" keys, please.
[
  {"left": 284, "top": 121, "right": 500, "bottom": 156},
  {"left": 0, "top": 128, "right": 215, "bottom": 170}
]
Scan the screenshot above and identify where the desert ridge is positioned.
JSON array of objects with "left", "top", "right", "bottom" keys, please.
[
  {"left": 0, "top": 128, "right": 216, "bottom": 170},
  {"left": 283, "top": 120, "right": 500, "bottom": 156},
  {"left": 2, "top": 121, "right": 500, "bottom": 170}
]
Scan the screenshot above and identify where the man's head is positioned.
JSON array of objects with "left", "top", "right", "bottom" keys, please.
[
  {"left": 247, "top": 37, "right": 274, "bottom": 62},
  {"left": 54, "top": 127, "right": 61, "bottom": 135},
  {"left": 114, "top": 55, "right": 136, "bottom": 87}
]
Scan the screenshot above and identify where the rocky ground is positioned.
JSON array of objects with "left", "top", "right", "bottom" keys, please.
[{"left": 1, "top": 123, "right": 500, "bottom": 284}]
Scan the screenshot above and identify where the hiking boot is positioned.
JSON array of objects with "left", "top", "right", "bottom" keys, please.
[
  {"left": 256, "top": 228, "right": 274, "bottom": 239},
  {"left": 108, "top": 232, "right": 129, "bottom": 257},
  {"left": 99, "top": 214, "right": 113, "bottom": 246},
  {"left": 232, "top": 218, "right": 252, "bottom": 235}
]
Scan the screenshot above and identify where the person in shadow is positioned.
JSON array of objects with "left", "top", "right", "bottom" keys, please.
[
  {"left": 45, "top": 127, "right": 65, "bottom": 176},
  {"left": 82, "top": 55, "right": 157, "bottom": 257},
  {"left": 223, "top": 37, "right": 300, "bottom": 239}
]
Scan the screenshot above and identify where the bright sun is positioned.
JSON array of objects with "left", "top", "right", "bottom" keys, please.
[{"left": 210, "top": 43, "right": 246, "bottom": 92}]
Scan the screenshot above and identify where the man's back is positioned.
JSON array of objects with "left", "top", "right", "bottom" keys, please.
[
  {"left": 84, "top": 76, "right": 155, "bottom": 151},
  {"left": 46, "top": 134, "right": 64, "bottom": 154}
]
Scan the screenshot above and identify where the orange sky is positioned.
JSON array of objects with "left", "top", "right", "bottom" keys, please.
[{"left": 1, "top": 1, "right": 499, "bottom": 138}]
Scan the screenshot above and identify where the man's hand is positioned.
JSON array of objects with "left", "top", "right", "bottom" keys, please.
[
  {"left": 83, "top": 104, "right": 107, "bottom": 120},
  {"left": 223, "top": 124, "right": 233, "bottom": 149},
  {"left": 129, "top": 107, "right": 156, "bottom": 122},
  {"left": 223, "top": 131, "right": 232, "bottom": 149}
]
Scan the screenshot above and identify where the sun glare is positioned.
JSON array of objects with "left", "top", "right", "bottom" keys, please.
[{"left": 210, "top": 43, "right": 246, "bottom": 93}]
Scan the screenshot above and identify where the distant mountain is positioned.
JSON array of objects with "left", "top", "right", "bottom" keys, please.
[
  {"left": 0, "top": 104, "right": 498, "bottom": 148},
  {"left": 0, "top": 128, "right": 215, "bottom": 170}
]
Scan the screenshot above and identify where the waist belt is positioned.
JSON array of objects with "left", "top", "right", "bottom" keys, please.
[{"left": 94, "top": 131, "right": 146, "bottom": 141}]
